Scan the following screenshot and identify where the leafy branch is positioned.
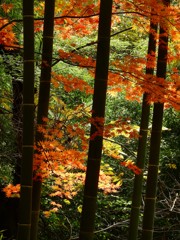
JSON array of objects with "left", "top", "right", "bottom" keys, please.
[
  {"left": 0, "top": 11, "right": 144, "bottom": 32},
  {"left": 52, "top": 27, "right": 132, "bottom": 67}
]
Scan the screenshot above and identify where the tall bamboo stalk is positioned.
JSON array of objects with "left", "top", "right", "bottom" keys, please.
[
  {"left": 30, "top": 0, "right": 55, "bottom": 239},
  {"left": 12, "top": 79, "right": 23, "bottom": 185},
  {"left": 128, "top": 8, "right": 158, "bottom": 240},
  {"left": 79, "top": 1, "right": 113, "bottom": 239},
  {"left": 141, "top": 0, "right": 170, "bottom": 239},
  {"left": 16, "top": 0, "right": 35, "bottom": 239}
]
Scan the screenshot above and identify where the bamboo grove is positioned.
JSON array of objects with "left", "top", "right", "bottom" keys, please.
[{"left": 0, "top": 0, "right": 179, "bottom": 240}]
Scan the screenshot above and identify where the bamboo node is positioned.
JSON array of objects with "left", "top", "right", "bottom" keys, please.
[
  {"left": 144, "top": 197, "right": 157, "bottom": 200},
  {"left": 140, "top": 128, "right": 149, "bottom": 132},
  {"left": 23, "top": 15, "right": 34, "bottom": 18},
  {"left": 148, "top": 164, "right": 158, "bottom": 167},
  {"left": 44, "top": 36, "right": 54, "bottom": 39},
  {"left": 24, "top": 60, "right": 35, "bottom": 62},
  {"left": 85, "top": 195, "right": 97, "bottom": 199},
  {"left": 21, "top": 185, "right": 32, "bottom": 188},
  {"left": 142, "top": 229, "right": 153, "bottom": 232}
]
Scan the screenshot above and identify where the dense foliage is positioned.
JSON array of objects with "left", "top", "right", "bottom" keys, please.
[{"left": 0, "top": 0, "right": 179, "bottom": 239}]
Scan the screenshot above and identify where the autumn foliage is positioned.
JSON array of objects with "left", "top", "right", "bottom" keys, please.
[
  {"left": 31, "top": 105, "right": 141, "bottom": 203},
  {"left": 49, "top": 0, "right": 180, "bottom": 110},
  {"left": 0, "top": 0, "right": 179, "bottom": 229}
]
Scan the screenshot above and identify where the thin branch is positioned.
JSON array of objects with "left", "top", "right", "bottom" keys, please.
[
  {"left": 0, "top": 10, "right": 146, "bottom": 32},
  {"left": 52, "top": 58, "right": 95, "bottom": 68},
  {"left": 0, "top": 107, "right": 12, "bottom": 114},
  {"left": 72, "top": 27, "right": 132, "bottom": 53},
  {"left": 71, "top": 220, "right": 129, "bottom": 239},
  {"left": 0, "top": 14, "right": 99, "bottom": 31},
  {"left": 0, "top": 44, "right": 23, "bottom": 50},
  {"left": 103, "top": 137, "right": 136, "bottom": 158},
  {"left": 170, "top": 193, "right": 179, "bottom": 211},
  {"left": 52, "top": 27, "right": 132, "bottom": 67}
]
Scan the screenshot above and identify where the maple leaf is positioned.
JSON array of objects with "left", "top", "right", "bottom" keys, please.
[
  {"left": 1, "top": 3, "right": 13, "bottom": 13},
  {"left": 3, "top": 184, "right": 21, "bottom": 198},
  {"left": 0, "top": 18, "right": 18, "bottom": 48},
  {"left": 120, "top": 160, "right": 142, "bottom": 175}
]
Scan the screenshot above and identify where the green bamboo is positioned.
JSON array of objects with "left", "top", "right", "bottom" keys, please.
[
  {"left": 30, "top": 0, "right": 55, "bottom": 239},
  {"left": 79, "top": 1, "right": 112, "bottom": 239},
  {"left": 16, "top": 0, "right": 35, "bottom": 239},
  {"left": 141, "top": 0, "right": 170, "bottom": 239},
  {"left": 128, "top": 10, "right": 158, "bottom": 240}
]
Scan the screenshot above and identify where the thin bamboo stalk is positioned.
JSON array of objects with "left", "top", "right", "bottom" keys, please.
[
  {"left": 30, "top": 0, "right": 55, "bottom": 239},
  {"left": 141, "top": 0, "right": 170, "bottom": 239},
  {"left": 128, "top": 8, "right": 158, "bottom": 239},
  {"left": 16, "top": 0, "right": 35, "bottom": 239}
]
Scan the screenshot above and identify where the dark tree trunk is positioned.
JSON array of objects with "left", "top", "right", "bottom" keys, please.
[
  {"left": 31, "top": 0, "right": 55, "bottom": 239},
  {"left": 17, "top": 0, "right": 35, "bottom": 238},
  {"left": 79, "top": 0, "right": 113, "bottom": 239},
  {"left": 141, "top": 0, "right": 170, "bottom": 239},
  {"left": 128, "top": 9, "right": 158, "bottom": 239},
  {"left": 12, "top": 79, "right": 23, "bottom": 185},
  {"left": 0, "top": 189, "right": 19, "bottom": 239}
]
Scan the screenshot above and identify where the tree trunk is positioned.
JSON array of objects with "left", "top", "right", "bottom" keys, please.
[
  {"left": 141, "top": 0, "right": 170, "bottom": 239},
  {"left": 16, "top": 0, "right": 35, "bottom": 239},
  {"left": 128, "top": 8, "right": 158, "bottom": 240},
  {"left": 30, "top": 0, "right": 55, "bottom": 239},
  {"left": 79, "top": 1, "right": 112, "bottom": 239},
  {"left": 12, "top": 79, "right": 23, "bottom": 185}
]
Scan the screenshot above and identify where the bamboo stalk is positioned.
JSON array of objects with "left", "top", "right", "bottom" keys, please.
[
  {"left": 141, "top": 0, "right": 170, "bottom": 239},
  {"left": 17, "top": 0, "right": 35, "bottom": 239},
  {"left": 79, "top": 1, "right": 113, "bottom": 239},
  {"left": 128, "top": 8, "right": 158, "bottom": 239},
  {"left": 30, "top": 0, "right": 55, "bottom": 239}
]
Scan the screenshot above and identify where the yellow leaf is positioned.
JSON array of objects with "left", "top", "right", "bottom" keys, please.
[
  {"left": 64, "top": 199, "right": 71, "bottom": 205},
  {"left": 77, "top": 205, "right": 82, "bottom": 213}
]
